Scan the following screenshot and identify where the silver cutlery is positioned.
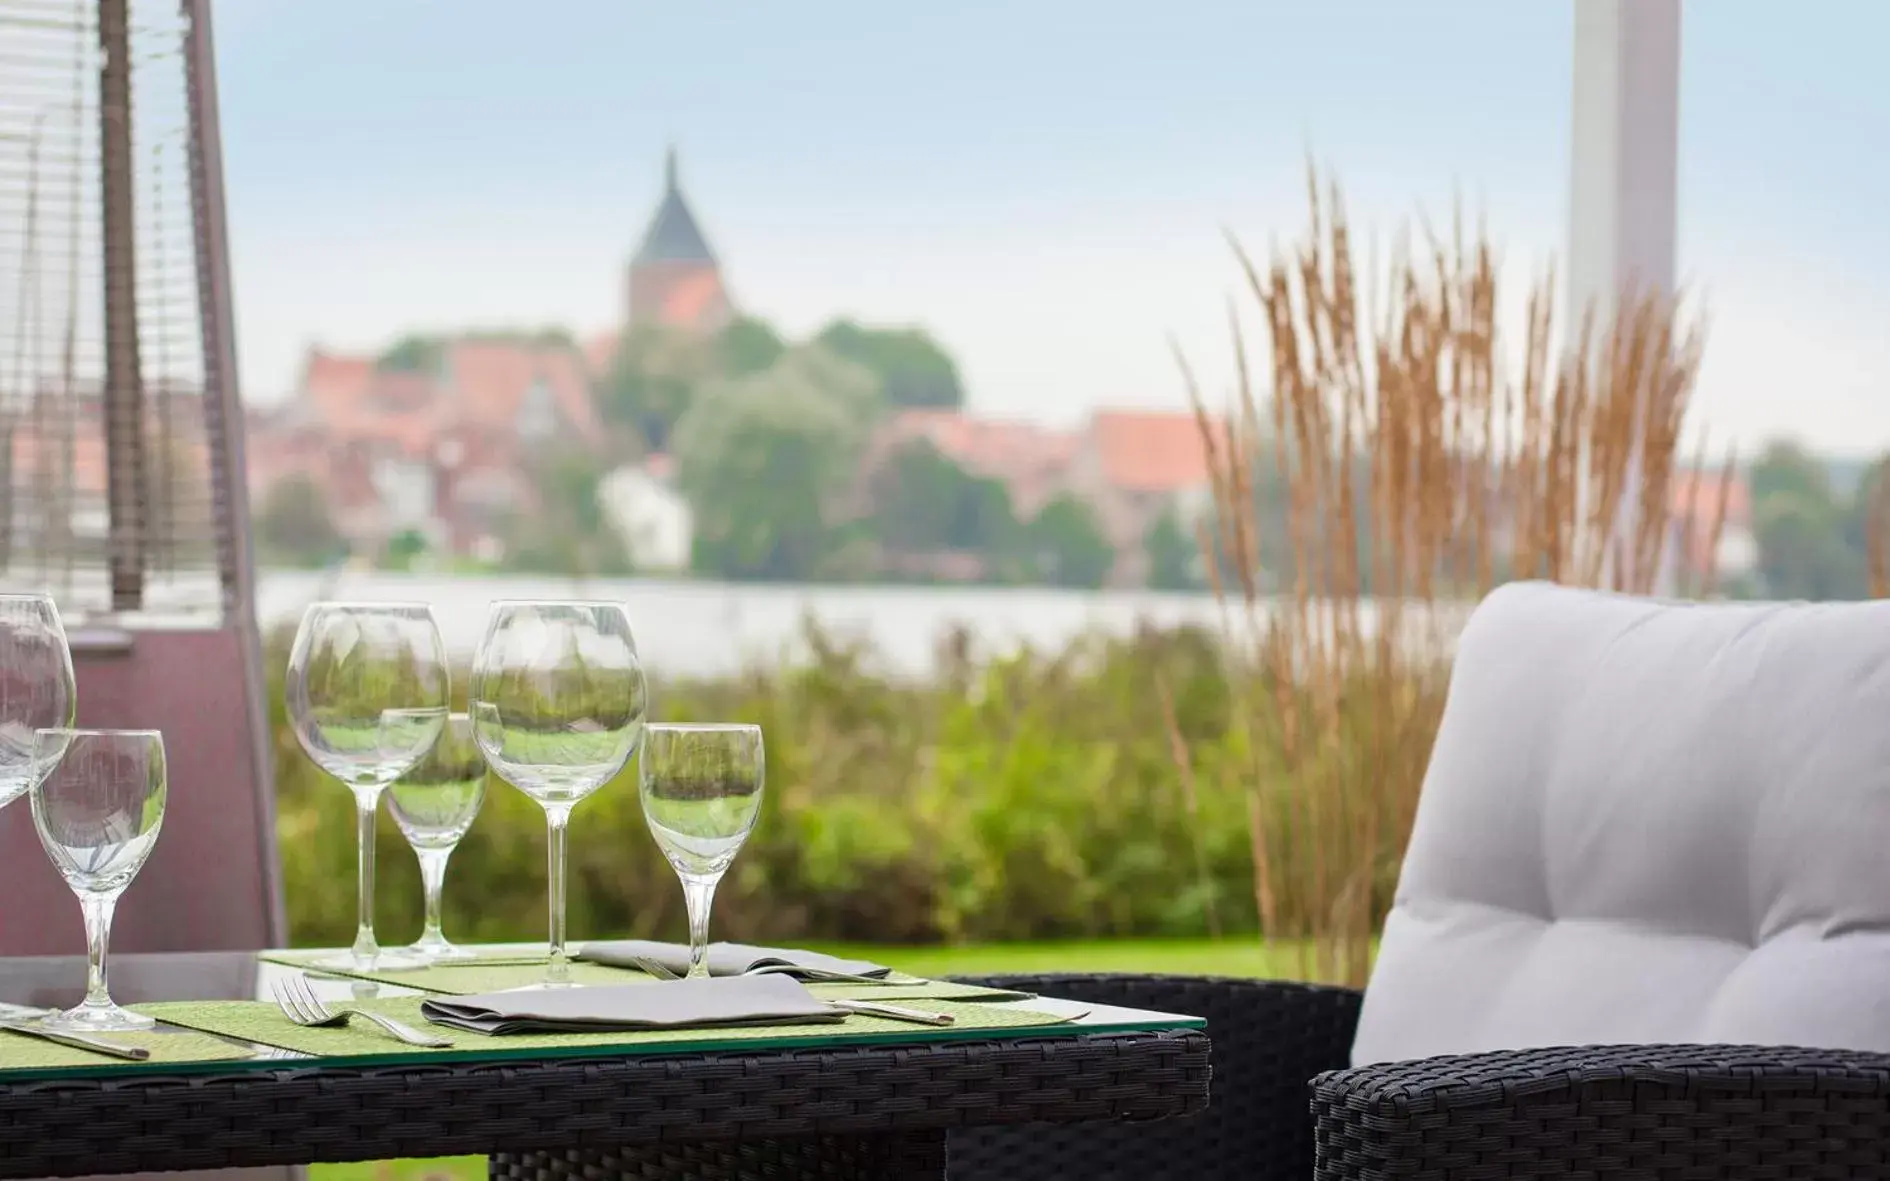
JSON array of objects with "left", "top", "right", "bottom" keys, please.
[
  {"left": 630, "top": 957, "right": 955, "bottom": 1026},
  {"left": 270, "top": 976, "right": 453, "bottom": 1048},
  {"left": 747, "top": 963, "right": 1035, "bottom": 1000},
  {"left": 821, "top": 998, "right": 956, "bottom": 1026},
  {"left": 0, "top": 1018, "right": 150, "bottom": 1061},
  {"left": 746, "top": 963, "right": 901, "bottom": 986}
]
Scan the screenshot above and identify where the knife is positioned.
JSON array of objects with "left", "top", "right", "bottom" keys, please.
[
  {"left": 828, "top": 999, "right": 956, "bottom": 1026},
  {"left": 0, "top": 1019, "right": 151, "bottom": 1061}
]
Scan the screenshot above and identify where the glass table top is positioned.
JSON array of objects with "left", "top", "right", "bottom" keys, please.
[{"left": 0, "top": 946, "right": 1204, "bottom": 1079}]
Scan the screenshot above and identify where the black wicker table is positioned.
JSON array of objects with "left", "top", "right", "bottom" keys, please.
[{"left": 0, "top": 951, "right": 1210, "bottom": 1180}]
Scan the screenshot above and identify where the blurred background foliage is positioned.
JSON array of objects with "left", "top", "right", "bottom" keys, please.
[{"left": 271, "top": 619, "right": 1286, "bottom": 951}]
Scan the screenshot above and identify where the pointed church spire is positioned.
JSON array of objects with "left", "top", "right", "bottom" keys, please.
[{"left": 634, "top": 145, "right": 716, "bottom": 265}]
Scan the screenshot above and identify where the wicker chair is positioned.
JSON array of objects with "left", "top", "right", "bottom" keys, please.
[{"left": 964, "top": 584, "right": 1890, "bottom": 1179}]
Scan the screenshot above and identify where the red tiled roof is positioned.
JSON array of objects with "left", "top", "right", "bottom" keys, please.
[
  {"left": 1669, "top": 469, "right": 1751, "bottom": 528},
  {"left": 10, "top": 428, "right": 107, "bottom": 496},
  {"left": 1087, "top": 410, "right": 1225, "bottom": 495},
  {"left": 301, "top": 349, "right": 376, "bottom": 431},
  {"left": 445, "top": 340, "right": 599, "bottom": 437},
  {"left": 883, "top": 410, "right": 1077, "bottom": 481},
  {"left": 8, "top": 422, "right": 211, "bottom": 500},
  {"left": 371, "top": 369, "right": 438, "bottom": 414}
]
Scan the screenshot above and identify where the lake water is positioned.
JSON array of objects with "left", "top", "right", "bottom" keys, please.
[
  {"left": 254, "top": 570, "right": 1242, "bottom": 678},
  {"left": 10, "top": 565, "right": 1450, "bottom": 679}
]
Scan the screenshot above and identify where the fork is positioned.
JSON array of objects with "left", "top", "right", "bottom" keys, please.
[
  {"left": 631, "top": 957, "right": 955, "bottom": 1026},
  {"left": 270, "top": 976, "right": 454, "bottom": 1047}
]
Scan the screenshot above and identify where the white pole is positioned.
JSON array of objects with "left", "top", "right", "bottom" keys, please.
[{"left": 1567, "top": 0, "right": 1681, "bottom": 590}]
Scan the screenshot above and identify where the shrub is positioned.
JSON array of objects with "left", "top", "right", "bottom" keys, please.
[{"left": 270, "top": 621, "right": 1263, "bottom": 949}]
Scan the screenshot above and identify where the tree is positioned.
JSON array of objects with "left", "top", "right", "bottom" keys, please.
[
  {"left": 815, "top": 320, "right": 965, "bottom": 409},
  {"left": 385, "top": 528, "right": 429, "bottom": 570},
  {"left": 501, "top": 451, "right": 632, "bottom": 577},
  {"left": 867, "top": 440, "right": 1018, "bottom": 561},
  {"left": 1025, "top": 495, "right": 1114, "bottom": 589},
  {"left": 1750, "top": 439, "right": 1831, "bottom": 508},
  {"left": 1748, "top": 439, "right": 1867, "bottom": 599},
  {"left": 673, "top": 346, "right": 877, "bottom": 581},
  {"left": 256, "top": 474, "right": 345, "bottom": 566},
  {"left": 1145, "top": 507, "right": 1200, "bottom": 591},
  {"left": 601, "top": 326, "right": 715, "bottom": 452},
  {"left": 716, "top": 316, "right": 787, "bottom": 378},
  {"left": 376, "top": 334, "right": 446, "bottom": 373},
  {"left": 602, "top": 318, "right": 792, "bottom": 453},
  {"left": 1755, "top": 493, "right": 1862, "bottom": 600}
]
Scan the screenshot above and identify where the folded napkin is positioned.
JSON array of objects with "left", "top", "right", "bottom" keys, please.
[
  {"left": 578, "top": 940, "right": 891, "bottom": 980},
  {"left": 420, "top": 975, "right": 847, "bottom": 1035}
]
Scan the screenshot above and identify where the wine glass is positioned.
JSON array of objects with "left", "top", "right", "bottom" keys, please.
[
  {"left": 470, "top": 601, "right": 646, "bottom": 986},
  {"left": 639, "top": 724, "right": 765, "bottom": 979},
  {"left": 30, "top": 729, "right": 166, "bottom": 1031},
  {"left": 386, "top": 712, "right": 487, "bottom": 961},
  {"left": 0, "top": 594, "right": 76, "bottom": 810},
  {"left": 286, "top": 603, "right": 449, "bottom": 971}
]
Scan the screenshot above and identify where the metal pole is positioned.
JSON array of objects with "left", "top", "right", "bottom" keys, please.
[
  {"left": 1567, "top": 0, "right": 1681, "bottom": 591},
  {"left": 98, "top": 0, "right": 146, "bottom": 609},
  {"left": 182, "top": 0, "right": 286, "bottom": 945}
]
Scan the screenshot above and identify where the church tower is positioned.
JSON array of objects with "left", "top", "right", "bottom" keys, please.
[{"left": 626, "top": 148, "right": 733, "bottom": 335}]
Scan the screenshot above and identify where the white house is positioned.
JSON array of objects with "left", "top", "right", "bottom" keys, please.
[{"left": 599, "top": 462, "right": 692, "bottom": 572}]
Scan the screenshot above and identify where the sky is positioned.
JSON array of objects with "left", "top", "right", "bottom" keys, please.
[{"left": 210, "top": 1, "right": 1890, "bottom": 456}]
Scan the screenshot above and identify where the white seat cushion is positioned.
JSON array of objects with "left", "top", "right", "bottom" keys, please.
[{"left": 1351, "top": 581, "right": 1890, "bottom": 1065}]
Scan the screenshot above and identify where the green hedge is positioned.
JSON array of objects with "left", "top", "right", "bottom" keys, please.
[{"left": 272, "top": 622, "right": 1268, "bottom": 948}]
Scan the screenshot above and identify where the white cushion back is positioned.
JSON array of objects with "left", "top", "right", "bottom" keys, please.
[{"left": 1352, "top": 581, "right": 1890, "bottom": 1064}]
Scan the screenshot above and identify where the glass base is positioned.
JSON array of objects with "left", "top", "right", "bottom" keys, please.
[
  {"left": 42, "top": 1001, "right": 154, "bottom": 1032},
  {"left": 403, "top": 938, "right": 479, "bottom": 962},
  {"left": 311, "top": 948, "right": 429, "bottom": 973}
]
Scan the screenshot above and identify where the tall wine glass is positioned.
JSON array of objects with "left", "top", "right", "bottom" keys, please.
[
  {"left": 0, "top": 594, "right": 76, "bottom": 809},
  {"left": 286, "top": 603, "right": 448, "bottom": 971},
  {"left": 470, "top": 601, "right": 646, "bottom": 986},
  {"left": 386, "top": 712, "right": 487, "bottom": 960},
  {"left": 30, "top": 729, "right": 166, "bottom": 1031},
  {"left": 639, "top": 724, "right": 764, "bottom": 979}
]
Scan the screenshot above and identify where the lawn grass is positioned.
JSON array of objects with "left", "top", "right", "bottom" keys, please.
[
  {"left": 308, "top": 938, "right": 1284, "bottom": 1181},
  {"left": 814, "top": 938, "right": 1300, "bottom": 979}
]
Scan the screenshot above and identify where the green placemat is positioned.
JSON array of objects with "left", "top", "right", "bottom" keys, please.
[
  {"left": 0, "top": 1022, "right": 257, "bottom": 1074},
  {"left": 144, "top": 995, "right": 1078, "bottom": 1063}
]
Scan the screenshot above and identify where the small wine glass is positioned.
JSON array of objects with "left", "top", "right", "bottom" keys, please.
[
  {"left": 286, "top": 602, "right": 449, "bottom": 971},
  {"left": 386, "top": 712, "right": 487, "bottom": 961},
  {"left": 639, "top": 723, "right": 765, "bottom": 979},
  {"left": 471, "top": 601, "right": 646, "bottom": 987},
  {"left": 0, "top": 594, "right": 76, "bottom": 810},
  {"left": 30, "top": 728, "right": 166, "bottom": 1032}
]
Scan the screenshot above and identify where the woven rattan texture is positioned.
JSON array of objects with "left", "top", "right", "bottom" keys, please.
[
  {"left": 945, "top": 974, "right": 1361, "bottom": 1181},
  {"left": 1313, "top": 1043, "right": 1890, "bottom": 1180},
  {"left": 490, "top": 1133, "right": 947, "bottom": 1180},
  {"left": 489, "top": 1028, "right": 1207, "bottom": 1180},
  {"left": 0, "top": 1029, "right": 1205, "bottom": 1179}
]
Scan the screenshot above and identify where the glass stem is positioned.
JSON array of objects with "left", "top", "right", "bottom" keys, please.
[
  {"left": 351, "top": 786, "right": 382, "bottom": 963},
  {"left": 544, "top": 804, "right": 573, "bottom": 985},
  {"left": 417, "top": 847, "right": 451, "bottom": 946},
  {"left": 80, "top": 893, "right": 117, "bottom": 1009},
  {"left": 682, "top": 874, "right": 719, "bottom": 979}
]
